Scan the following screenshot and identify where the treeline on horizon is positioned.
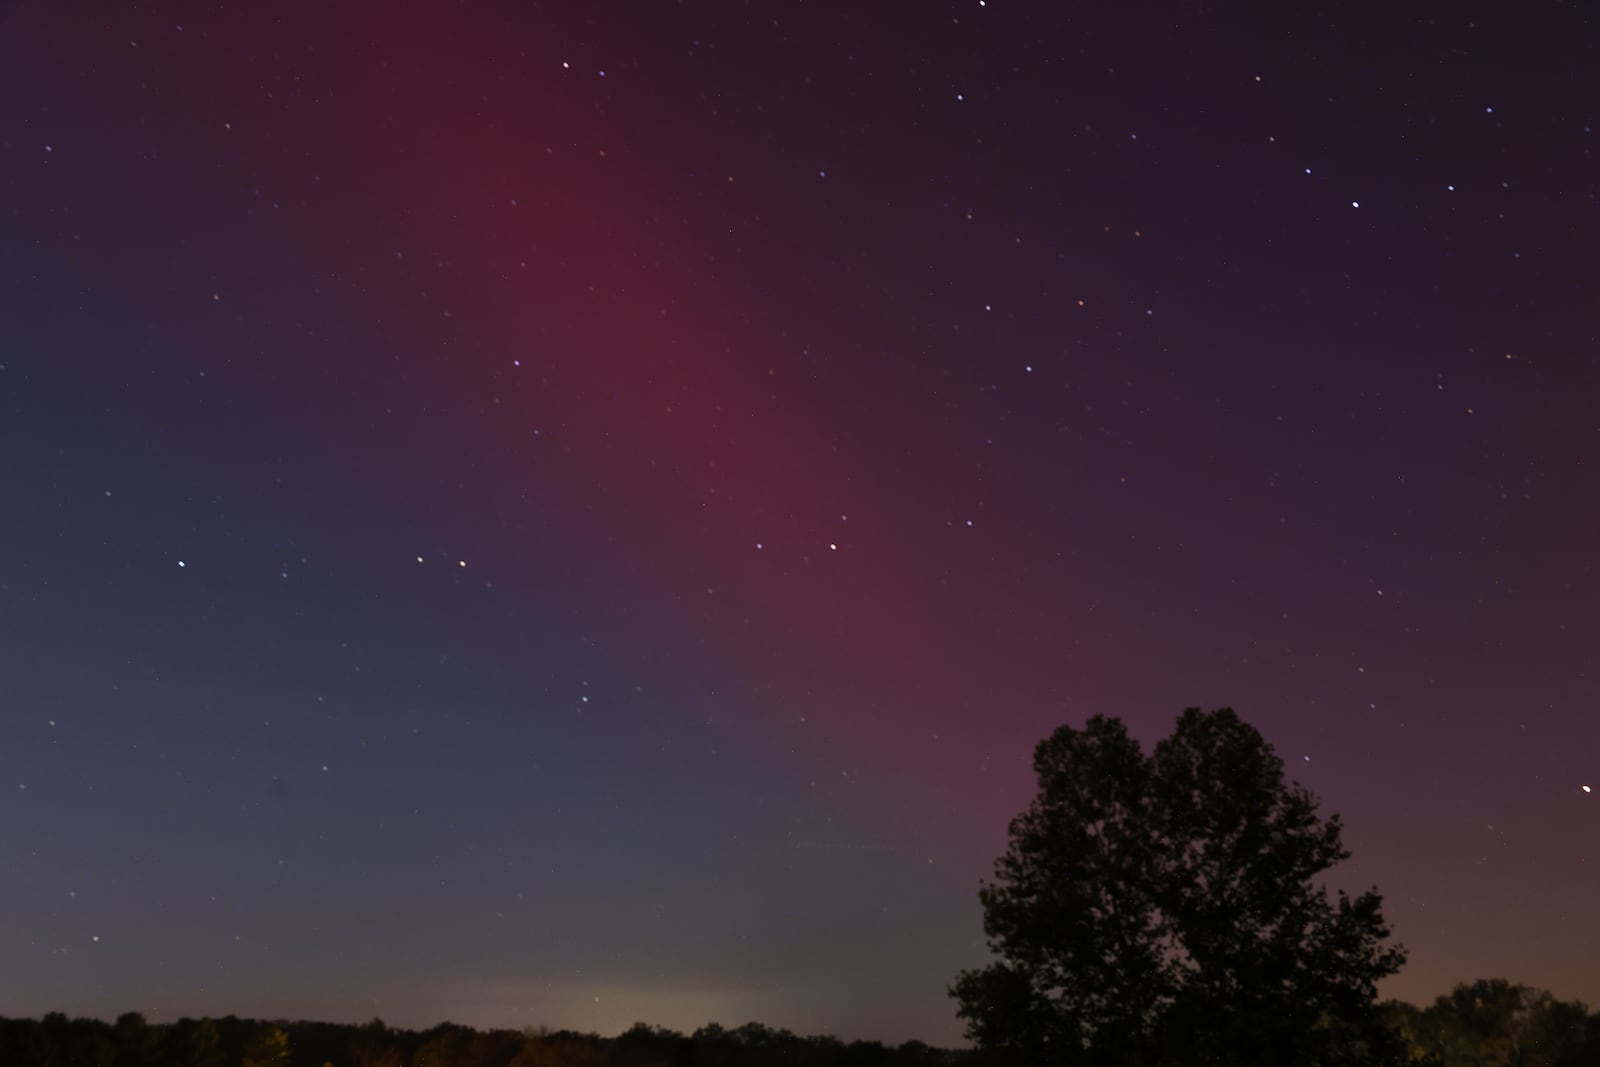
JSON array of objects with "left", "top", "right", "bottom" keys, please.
[{"left": 4, "top": 979, "right": 1599, "bottom": 1067}]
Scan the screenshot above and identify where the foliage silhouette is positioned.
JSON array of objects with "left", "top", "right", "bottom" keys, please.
[
  {"left": 3, "top": 984, "right": 1600, "bottom": 1067},
  {"left": 951, "top": 707, "right": 1406, "bottom": 1066},
  {"left": 1385, "top": 979, "right": 1600, "bottom": 1067},
  {"left": 0, "top": 1014, "right": 965, "bottom": 1067}
]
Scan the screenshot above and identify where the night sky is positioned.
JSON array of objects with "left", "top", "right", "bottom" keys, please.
[{"left": 3, "top": 0, "right": 1597, "bottom": 1047}]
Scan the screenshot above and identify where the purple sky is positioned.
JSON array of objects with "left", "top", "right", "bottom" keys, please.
[{"left": 2, "top": 0, "right": 1597, "bottom": 1046}]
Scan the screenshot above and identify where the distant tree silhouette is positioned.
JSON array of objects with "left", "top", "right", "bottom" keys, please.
[
  {"left": 112, "top": 1012, "right": 163, "bottom": 1067},
  {"left": 1394, "top": 979, "right": 1600, "bottom": 1067},
  {"left": 349, "top": 1017, "right": 406, "bottom": 1067},
  {"left": 509, "top": 1028, "right": 601, "bottom": 1067},
  {"left": 167, "top": 1016, "right": 227, "bottom": 1067},
  {"left": 1381, "top": 1001, "right": 1436, "bottom": 1065},
  {"left": 840, "top": 1039, "right": 897, "bottom": 1067},
  {"left": 416, "top": 1022, "right": 498, "bottom": 1067},
  {"left": 242, "top": 1024, "right": 291, "bottom": 1067},
  {"left": 951, "top": 707, "right": 1406, "bottom": 1067},
  {"left": 614, "top": 1021, "right": 688, "bottom": 1067},
  {"left": 38, "top": 1001, "right": 1600, "bottom": 1067},
  {"left": 0, "top": 1011, "right": 972, "bottom": 1067}
]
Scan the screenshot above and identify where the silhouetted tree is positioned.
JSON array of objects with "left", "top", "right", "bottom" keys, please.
[
  {"left": 615, "top": 1021, "right": 687, "bottom": 1067},
  {"left": 415, "top": 1022, "right": 477, "bottom": 1067},
  {"left": 951, "top": 707, "right": 1406, "bottom": 1067},
  {"left": 839, "top": 1038, "right": 893, "bottom": 1067},
  {"left": 242, "top": 1023, "right": 291, "bottom": 1067},
  {"left": 28, "top": 1014, "right": 116, "bottom": 1067},
  {"left": 509, "top": 1028, "right": 601, "bottom": 1067},
  {"left": 114, "top": 1011, "right": 165, "bottom": 1067},
  {"left": 167, "top": 1017, "right": 227, "bottom": 1067},
  {"left": 343, "top": 1016, "right": 400, "bottom": 1067},
  {"left": 1405, "top": 980, "right": 1599, "bottom": 1067},
  {"left": 0, "top": 1010, "right": 980, "bottom": 1067},
  {"left": 1382, "top": 1000, "right": 1441, "bottom": 1066}
]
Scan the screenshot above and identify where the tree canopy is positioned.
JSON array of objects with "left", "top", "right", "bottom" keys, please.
[
  {"left": 951, "top": 707, "right": 1406, "bottom": 1066},
  {"left": 1385, "top": 979, "right": 1600, "bottom": 1067},
  {"left": 0, "top": 1014, "right": 963, "bottom": 1067}
]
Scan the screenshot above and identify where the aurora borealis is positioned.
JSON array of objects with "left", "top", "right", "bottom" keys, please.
[{"left": 3, "top": 0, "right": 1598, "bottom": 1046}]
